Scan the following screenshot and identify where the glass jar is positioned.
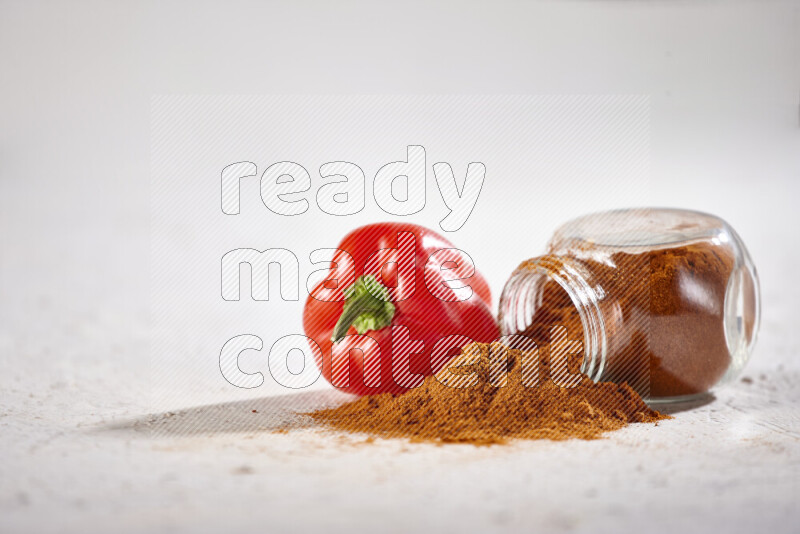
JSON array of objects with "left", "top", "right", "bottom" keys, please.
[{"left": 498, "top": 208, "right": 760, "bottom": 403}]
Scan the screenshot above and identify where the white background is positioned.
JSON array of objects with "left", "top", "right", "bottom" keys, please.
[{"left": 1, "top": 1, "right": 799, "bottom": 533}]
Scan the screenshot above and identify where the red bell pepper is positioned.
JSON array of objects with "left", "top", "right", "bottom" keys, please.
[{"left": 304, "top": 222, "right": 499, "bottom": 396}]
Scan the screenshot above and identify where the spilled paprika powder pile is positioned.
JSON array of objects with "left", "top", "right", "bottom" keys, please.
[{"left": 307, "top": 342, "right": 668, "bottom": 445}]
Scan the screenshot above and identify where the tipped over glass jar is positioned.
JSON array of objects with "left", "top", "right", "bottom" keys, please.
[{"left": 498, "top": 208, "right": 760, "bottom": 403}]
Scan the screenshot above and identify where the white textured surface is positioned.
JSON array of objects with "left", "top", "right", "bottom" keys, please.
[
  {"left": 1, "top": 1, "right": 799, "bottom": 533},
  {"left": 2, "top": 347, "right": 799, "bottom": 533}
]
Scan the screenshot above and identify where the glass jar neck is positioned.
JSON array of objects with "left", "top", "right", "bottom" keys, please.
[{"left": 498, "top": 254, "right": 607, "bottom": 380}]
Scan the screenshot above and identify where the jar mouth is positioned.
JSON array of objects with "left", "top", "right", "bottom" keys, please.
[{"left": 499, "top": 256, "right": 606, "bottom": 381}]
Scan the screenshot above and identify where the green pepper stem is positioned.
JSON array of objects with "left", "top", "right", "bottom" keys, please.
[{"left": 331, "top": 275, "right": 396, "bottom": 343}]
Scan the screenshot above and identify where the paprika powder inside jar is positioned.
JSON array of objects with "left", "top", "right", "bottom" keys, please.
[{"left": 499, "top": 208, "right": 760, "bottom": 403}]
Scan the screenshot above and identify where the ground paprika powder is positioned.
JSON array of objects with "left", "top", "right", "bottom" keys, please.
[{"left": 307, "top": 342, "right": 668, "bottom": 445}]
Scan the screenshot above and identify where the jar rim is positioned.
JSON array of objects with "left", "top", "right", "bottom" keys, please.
[{"left": 498, "top": 255, "right": 607, "bottom": 381}]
